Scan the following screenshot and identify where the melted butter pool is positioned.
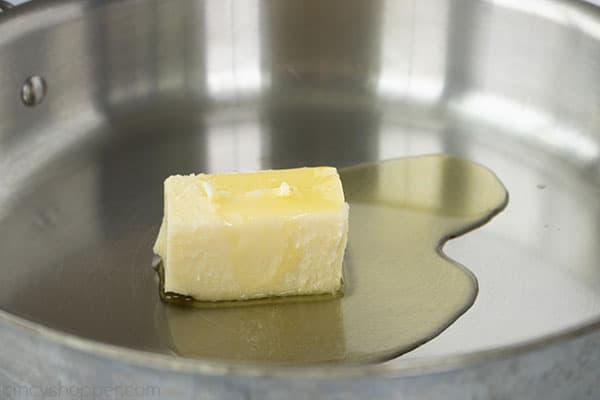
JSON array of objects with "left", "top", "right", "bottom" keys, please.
[{"left": 158, "top": 155, "right": 508, "bottom": 364}]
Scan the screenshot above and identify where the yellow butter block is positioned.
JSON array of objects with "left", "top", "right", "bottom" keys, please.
[{"left": 154, "top": 167, "right": 349, "bottom": 302}]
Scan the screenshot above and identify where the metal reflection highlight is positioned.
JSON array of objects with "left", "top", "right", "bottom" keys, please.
[
  {"left": 205, "top": 0, "right": 263, "bottom": 99},
  {"left": 451, "top": 92, "right": 599, "bottom": 162}
]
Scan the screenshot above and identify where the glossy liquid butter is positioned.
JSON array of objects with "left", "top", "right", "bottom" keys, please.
[{"left": 157, "top": 155, "right": 508, "bottom": 364}]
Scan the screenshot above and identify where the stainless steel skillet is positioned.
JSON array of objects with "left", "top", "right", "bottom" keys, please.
[{"left": 1, "top": 0, "right": 600, "bottom": 398}]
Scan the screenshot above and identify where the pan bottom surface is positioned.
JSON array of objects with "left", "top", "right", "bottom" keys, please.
[{"left": 0, "top": 98, "right": 598, "bottom": 364}]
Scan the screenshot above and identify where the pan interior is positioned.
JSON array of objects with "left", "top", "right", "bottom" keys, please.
[{"left": 0, "top": 98, "right": 599, "bottom": 362}]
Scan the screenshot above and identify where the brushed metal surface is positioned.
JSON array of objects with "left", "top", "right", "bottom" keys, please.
[
  {"left": 1, "top": 0, "right": 600, "bottom": 398},
  {"left": 0, "top": 1, "right": 14, "bottom": 12}
]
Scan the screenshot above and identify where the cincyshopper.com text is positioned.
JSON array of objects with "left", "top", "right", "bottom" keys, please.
[{"left": 1, "top": 382, "right": 160, "bottom": 399}]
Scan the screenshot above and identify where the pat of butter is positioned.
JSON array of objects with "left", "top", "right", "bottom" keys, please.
[{"left": 153, "top": 167, "right": 349, "bottom": 302}]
